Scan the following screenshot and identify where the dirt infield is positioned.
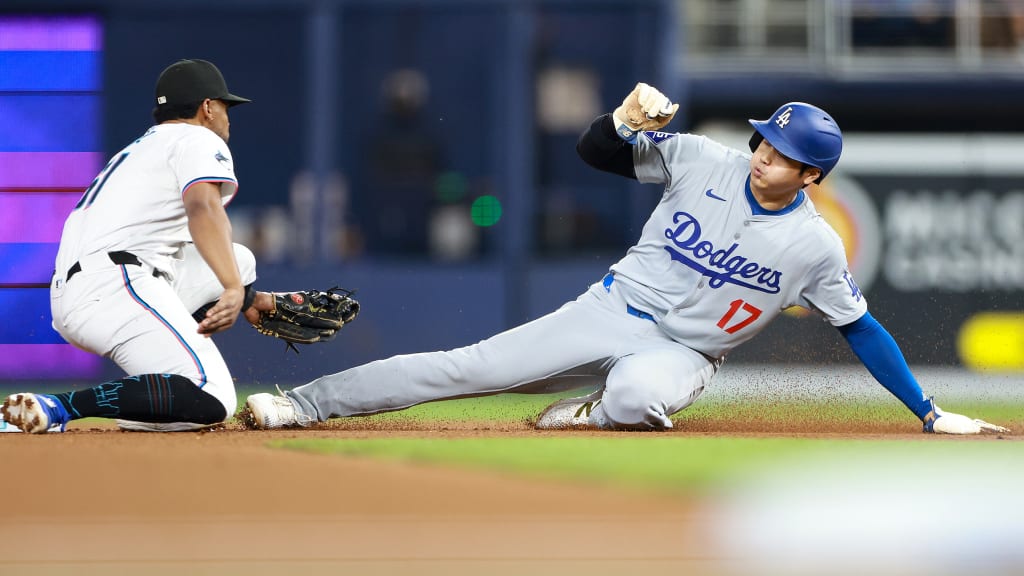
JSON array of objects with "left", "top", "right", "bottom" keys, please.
[{"left": 2, "top": 417, "right": 1019, "bottom": 576}]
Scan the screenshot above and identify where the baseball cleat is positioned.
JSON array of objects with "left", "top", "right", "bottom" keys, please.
[
  {"left": 1, "top": 393, "right": 71, "bottom": 434},
  {"left": 535, "top": 395, "right": 604, "bottom": 430},
  {"left": 242, "top": 391, "right": 311, "bottom": 429}
]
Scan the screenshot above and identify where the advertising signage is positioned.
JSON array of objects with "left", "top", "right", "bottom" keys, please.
[{"left": 731, "top": 134, "right": 1024, "bottom": 369}]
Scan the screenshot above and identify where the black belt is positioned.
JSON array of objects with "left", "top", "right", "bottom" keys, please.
[{"left": 66, "top": 251, "right": 150, "bottom": 281}]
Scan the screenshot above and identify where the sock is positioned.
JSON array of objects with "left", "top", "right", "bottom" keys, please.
[{"left": 52, "top": 374, "right": 227, "bottom": 424}]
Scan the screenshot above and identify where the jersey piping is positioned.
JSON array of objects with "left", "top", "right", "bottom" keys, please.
[
  {"left": 744, "top": 176, "right": 806, "bottom": 216},
  {"left": 121, "top": 267, "right": 208, "bottom": 388},
  {"left": 182, "top": 176, "right": 238, "bottom": 198}
]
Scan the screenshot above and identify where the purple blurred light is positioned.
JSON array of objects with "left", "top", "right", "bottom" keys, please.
[
  {"left": 0, "top": 344, "right": 102, "bottom": 379},
  {"left": 0, "top": 194, "right": 78, "bottom": 243},
  {"left": 0, "top": 152, "right": 102, "bottom": 188},
  {"left": 0, "top": 15, "right": 102, "bottom": 51}
]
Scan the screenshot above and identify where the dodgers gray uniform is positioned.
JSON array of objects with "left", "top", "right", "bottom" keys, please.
[{"left": 285, "top": 130, "right": 866, "bottom": 428}]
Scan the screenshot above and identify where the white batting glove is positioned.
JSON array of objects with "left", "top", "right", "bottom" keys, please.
[
  {"left": 923, "top": 397, "right": 1010, "bottom": 435},
  {"left": 612, "top": 82, "right": 679, "bottom": 144}
]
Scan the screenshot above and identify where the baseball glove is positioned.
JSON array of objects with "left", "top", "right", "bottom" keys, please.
[
  {"left": 253, "top": 287, "right": 359, "bottom": 352},
  {"left": 612, "top": 82, "right": 679, "bottom": 143}
]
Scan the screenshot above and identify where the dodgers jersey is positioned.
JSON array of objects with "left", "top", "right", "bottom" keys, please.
[
  {"left": 609, "top": 131, "right": 867, "bottom": 358},
  {"left": 54, "top": 123, "right": 238, "bottom": 278}
]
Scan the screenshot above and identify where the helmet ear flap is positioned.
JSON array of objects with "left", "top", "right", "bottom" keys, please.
[{"left": 748, "top": 132, "right": 764, "bottom": 153}]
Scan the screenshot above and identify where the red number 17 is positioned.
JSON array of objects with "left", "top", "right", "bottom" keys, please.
[{"left": 716, "top": 299, "right": 762, "bottom": 334}]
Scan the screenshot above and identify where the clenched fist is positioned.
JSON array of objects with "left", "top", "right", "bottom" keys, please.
[{"left": 612, "top": 82, "right": 679, "bottom": 143}]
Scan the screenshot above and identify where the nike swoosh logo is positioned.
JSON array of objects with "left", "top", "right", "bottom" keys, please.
[{"left": 705, "top": 189, "right": 727, "bottom": 201}]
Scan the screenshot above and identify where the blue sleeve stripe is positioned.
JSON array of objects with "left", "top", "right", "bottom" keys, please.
[{"left": 182, "top": 177, "right": 237, "bottom": 196}]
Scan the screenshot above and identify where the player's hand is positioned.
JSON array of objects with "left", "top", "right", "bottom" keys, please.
[
  {"left": 612, "top": 82, "right": 679, "bottom": 143},
  {"left": 197, "top": 285, "right": 244, "bottom": 336},
  {"left": 923, "top": 398, "right": 1009, "bottom": 435}
]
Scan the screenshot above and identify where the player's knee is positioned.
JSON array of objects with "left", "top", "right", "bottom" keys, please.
[
  {"left": 200, "top": 380, "right": 236, "bottom": 422},
  {"left": 601, "top": 388, "right": 667, "bottom": 428},
  {"left": 164, "top": 374, "right": 232, "bottom": 424},
  {"left": 213, "top": 392, "right": 236, "bottom": 422},
  {"left": 189, "top": 389, "right": 230, "bottom": 425},
  {"left": 233, "top": 243, "right": 257, "bottom": 286},
  {"left": 187, "top": 366, "right": 236, "bottom": 422}
]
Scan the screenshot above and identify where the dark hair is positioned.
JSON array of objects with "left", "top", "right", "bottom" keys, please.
[
  {"left": 152, "top": 101, "right": 202, "bottom": 124},
  {"left": 799, "top": 164, "right": 821, "bottom": 180}
]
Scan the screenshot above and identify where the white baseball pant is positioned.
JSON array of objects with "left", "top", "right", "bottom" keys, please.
[
  {"left": 49, "top": 243, "right": 256, "bottom": 416},
  {"left": 287, "top": 277, "right": 718, "bottom": 429}
]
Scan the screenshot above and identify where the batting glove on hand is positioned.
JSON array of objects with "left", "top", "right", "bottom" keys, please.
[
  {"left": 612, "top": 82, "right": 679, "bottom": 144},
  {"left": 923, "top": 397, "right": 1009, "bottom": 435}
]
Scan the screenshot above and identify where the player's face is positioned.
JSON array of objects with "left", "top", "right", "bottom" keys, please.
[
  {"left": 203, "top": 99, "right": 231, "bottom": 143},
  {"left": 749, "top": 140, "right": 819, "bottom": 197}
]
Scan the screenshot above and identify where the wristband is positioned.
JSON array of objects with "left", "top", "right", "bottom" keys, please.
[{"left": 612, "top": 112, "right": 639, "bottom": 144}]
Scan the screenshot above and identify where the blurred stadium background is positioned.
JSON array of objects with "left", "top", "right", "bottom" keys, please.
[{"left": 2, "top": 0, "right": 1022, "bottom": 387}]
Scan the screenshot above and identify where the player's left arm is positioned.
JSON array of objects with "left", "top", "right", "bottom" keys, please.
[
  {"left": 837, "top": 312, "right": 1009, "bottom": 434},
  {"left": 836, "top": 312, "right": 930, "bottom": 419},
  {"left": 804, "top": 235, "right": 1008, "bottom": 435},
  {"left": 185, "top": 181, "right": 243, "bottom": 336}
]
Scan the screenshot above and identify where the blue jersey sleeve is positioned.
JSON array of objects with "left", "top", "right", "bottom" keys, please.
[{"left": 837, "top": 311, "right": 932, "bottom": 421}]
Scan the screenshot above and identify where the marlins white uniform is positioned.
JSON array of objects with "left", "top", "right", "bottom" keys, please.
[
  {"left": 284, "top": 130, "right": 866, "bottom": 428},
  {"left": 50, "top": 123, "right": 255, "bottom": 415}
]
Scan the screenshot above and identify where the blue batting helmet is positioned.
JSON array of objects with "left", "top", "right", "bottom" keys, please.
[{"left": 748, "top": 102, "right": 842, "bottom": 183}]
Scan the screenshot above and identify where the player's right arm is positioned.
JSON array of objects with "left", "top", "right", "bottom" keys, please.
[
  {"left": 577, "top": 113, "right": 637, "bottom": 179},
  {"left": 185, "top": 181, "right": 243, "bottom": 336},
  {"left": 576, "top": 82, "right": 678, "bottom": 179}
]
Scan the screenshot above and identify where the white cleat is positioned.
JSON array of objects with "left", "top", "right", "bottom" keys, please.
[
  {"left": 535, "top": 397, "right": 603, "bottom": 430},
  {"left": 244, "top": 392, "right": 310, "bottom": 429}
]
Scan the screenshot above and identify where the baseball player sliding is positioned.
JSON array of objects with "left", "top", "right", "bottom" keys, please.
[
  {"left": 244, "top": 82, "right": 1007, "bottom": 435},
  {"left": 2, "top": 59, "right": 356, "bottom": 434}
]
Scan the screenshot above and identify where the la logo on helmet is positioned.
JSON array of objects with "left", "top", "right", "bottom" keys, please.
[{"left": 775, "top": 107, "right": 793, "bottom": 129}]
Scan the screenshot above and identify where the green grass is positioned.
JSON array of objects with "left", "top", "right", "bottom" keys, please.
[
  {"left": 677, "top": 397, "right": 1023, "bottom": 425},
  {"left": 12, "top": 382, "right": 1020, "bottom": 497},
  {"left": 273, "top": 435, "right": 1024, "bottom": 496},
  {"left": 8, "top": 377, "right": 1016, "bottom": 430},
  {"left": 238, "top": 389, "right": 1020, "bottom": 426},
  {"left": 272, "top": 436, "right": 794, "bottom": 493},
  {"left": 261, "top": 391, "right": 1022, "bottom": 497},
  {"left": 41, "top": 385, "right": 1018, "bottom": 431},
  {"left": 11, "top": 380, "right": 1018, "bottom": 426}
]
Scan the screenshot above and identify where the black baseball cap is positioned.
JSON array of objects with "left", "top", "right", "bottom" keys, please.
[{"left": 154, "top": 59, "right": 251, "bottom": 108}]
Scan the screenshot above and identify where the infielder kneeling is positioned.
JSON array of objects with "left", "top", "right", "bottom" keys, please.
[
  {"left": 244, "top": 82, "right": 1007, "bottom": 436},
  {"left": 2, "top": 59, "right": 356, "bottom": 434}
]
